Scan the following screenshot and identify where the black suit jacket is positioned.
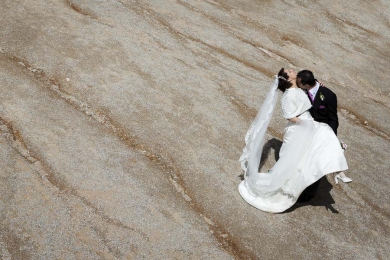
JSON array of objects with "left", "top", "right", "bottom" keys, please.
[{"left": 308, "top": 85, "right": 339, "bottom": 135}]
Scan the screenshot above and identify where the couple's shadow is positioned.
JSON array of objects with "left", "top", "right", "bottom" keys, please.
[
  {"left": 239, "top": 138, "right": 338, "bottom": 213},
  {"left": 283, "top": 177, "right": 338, "bottom": 213}
]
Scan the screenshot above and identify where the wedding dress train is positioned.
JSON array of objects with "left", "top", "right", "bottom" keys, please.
[{"left": 239, "top": 112, "right": 348, "bottom": 213}]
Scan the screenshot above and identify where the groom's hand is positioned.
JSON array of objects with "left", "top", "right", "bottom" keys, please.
[{"left": 288, "top": 117, "right": 301, "bottom": 124}]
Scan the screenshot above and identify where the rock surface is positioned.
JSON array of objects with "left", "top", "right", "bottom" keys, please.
[{"left": 1, "top": 0, "right": 389, "bottom": 259}]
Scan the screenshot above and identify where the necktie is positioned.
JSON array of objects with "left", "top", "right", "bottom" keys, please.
[{"left": 309, "top": 92, "right": 314, "bottom": 102}]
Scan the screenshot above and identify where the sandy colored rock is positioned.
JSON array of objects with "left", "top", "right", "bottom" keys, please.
[{"left": 1, "top": 0, "right": 389, "bottom": 259}]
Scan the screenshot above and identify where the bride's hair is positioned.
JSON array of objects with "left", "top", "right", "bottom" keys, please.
[{"left": 277, "top": 68, "right": 292, "bottom": 92}]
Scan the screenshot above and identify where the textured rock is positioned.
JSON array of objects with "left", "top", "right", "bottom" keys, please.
[{"left": 1, "top": 0, "right": 389, "bottom": 259}]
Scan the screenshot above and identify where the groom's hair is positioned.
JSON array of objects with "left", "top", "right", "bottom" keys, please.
[{"left": 297, "top": 70, "right": 316, "bottom": 86}]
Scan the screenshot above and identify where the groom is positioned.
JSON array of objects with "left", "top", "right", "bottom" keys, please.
[{"left": 296, "top": 69, "right": 339, "bottom": 202}]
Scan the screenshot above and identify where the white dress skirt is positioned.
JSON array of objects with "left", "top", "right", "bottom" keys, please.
[{"left": 238, "top": 111, "right": 348, "bottom": 213}]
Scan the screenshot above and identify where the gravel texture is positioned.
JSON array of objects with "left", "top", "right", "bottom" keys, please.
[{"left": 1, "top": 0, "right": 389, "bottom": 259}]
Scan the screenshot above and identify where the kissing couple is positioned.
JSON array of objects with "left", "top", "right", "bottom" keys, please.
[{"left": 239, "top": 68, "right": 352, "bottom": 213}]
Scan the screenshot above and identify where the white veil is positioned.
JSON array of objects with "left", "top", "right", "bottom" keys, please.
[
  {"left": 239, "top": 76, "right": 316, "bottom": 198},
  {"left": 239, "top": 76, "right": 279, "bottom": 178}
]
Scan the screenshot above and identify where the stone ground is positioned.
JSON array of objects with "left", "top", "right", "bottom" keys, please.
[{"left": 1, "top": 0, "right": 389, "bottom": 259}]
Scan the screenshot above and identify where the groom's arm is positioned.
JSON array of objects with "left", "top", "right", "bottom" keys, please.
[{"left": 326, "top": 91, "right": 339, "bottom": 135}]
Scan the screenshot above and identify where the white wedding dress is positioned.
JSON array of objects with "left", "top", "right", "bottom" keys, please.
[{"left": 239, "top": 83, "right": 348, "bottom": 213}]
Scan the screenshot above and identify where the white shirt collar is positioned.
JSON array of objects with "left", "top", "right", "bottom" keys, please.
[{"left": 308, "top": 82, "right": 320, "bottom": 97}]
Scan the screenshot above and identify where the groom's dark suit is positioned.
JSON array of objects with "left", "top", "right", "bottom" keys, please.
[
  {"left": 308, "top": 85, "right": 339, "bottom": 135},
  {"left": 298, "top": 83, "right": 339, "bottom": 202}
]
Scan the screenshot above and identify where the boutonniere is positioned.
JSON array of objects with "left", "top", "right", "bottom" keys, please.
[{"left": 319, "top": 92, "right": 325, "bottom": 101}]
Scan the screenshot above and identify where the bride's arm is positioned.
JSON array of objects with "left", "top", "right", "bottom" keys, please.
[{"left": 282, "top": 90, "right": 302, "bottom": 124}]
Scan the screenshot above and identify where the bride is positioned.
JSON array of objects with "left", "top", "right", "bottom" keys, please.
[{"left": 238, "top": 68, "right": 349, "bottom": 213}]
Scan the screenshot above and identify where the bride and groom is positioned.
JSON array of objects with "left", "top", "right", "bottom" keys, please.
[{"left": 238, "top": 68, "right": 352, "bottom": 213}]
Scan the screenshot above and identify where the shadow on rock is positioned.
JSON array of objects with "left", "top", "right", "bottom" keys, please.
[
  {"left": 238, "top": 138, "right": 283, "bottom": 180},
  {"left": 259, "top": 138, "right": 282, "bottom": 170},
  {"left": 284, "top": 177, "right": 339, "bottom": 214}
]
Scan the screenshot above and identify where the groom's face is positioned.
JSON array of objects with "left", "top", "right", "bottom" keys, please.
[{"left": 296, "top": 77, "right": 305, "bottom": 89}]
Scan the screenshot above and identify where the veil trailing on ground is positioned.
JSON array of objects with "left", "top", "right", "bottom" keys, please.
[
  {"left": 239, "top": 76, "right": 279, "bottom": 178},
  {"left": 239, "top": 76, "right": 316, "bottom": 198}
]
